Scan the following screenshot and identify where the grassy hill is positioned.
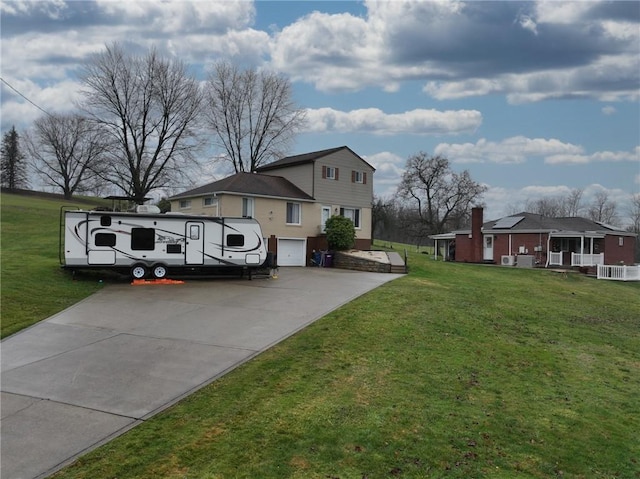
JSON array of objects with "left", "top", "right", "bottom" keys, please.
[
  {"left": 1, "top": 192, "right": 110, "bottom": 338},
  {"left": 2, "top": 193, "right": 639, "bottom": 478}
]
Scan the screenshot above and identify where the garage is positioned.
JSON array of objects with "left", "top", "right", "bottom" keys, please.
[{"left": 277, "top": 238, "right": 307, "bottom": 266}]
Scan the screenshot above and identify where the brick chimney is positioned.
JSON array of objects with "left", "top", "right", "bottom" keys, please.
[{"left": 471, "top": 207, "right": 483, "bottom": 262}]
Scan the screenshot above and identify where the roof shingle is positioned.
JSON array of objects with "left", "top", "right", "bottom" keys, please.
[{"left": 170, "top": 172, "right": 314, "bottom": 201}]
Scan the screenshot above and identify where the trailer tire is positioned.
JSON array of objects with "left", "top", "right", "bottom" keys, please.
[
  {"left": 152, "top": 264, "right": 168, "bottom": 279},
  {"left": 131, "top": 264, "right": 148, "bottom": 280}
]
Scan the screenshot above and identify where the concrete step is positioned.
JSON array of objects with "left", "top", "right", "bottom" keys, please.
[{"left": 387, "top": 252, "right": 407, "bottom": 274}]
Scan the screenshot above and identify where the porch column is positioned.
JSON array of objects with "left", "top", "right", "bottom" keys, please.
[{"left": 434, "top": 239, "right": 438, "bottom": 260}]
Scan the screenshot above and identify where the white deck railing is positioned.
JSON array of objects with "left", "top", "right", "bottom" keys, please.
[
  {"left": 597, "top": 264, "right": 640, "bottom": 281},
  {"left": 549, "top": 252, "right": 563, "bottom": 266},
  {"left": 571, "top": 253, "right": 604, "bottom": 266}
]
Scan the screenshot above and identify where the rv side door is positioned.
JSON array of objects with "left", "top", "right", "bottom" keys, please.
[{"left": 185, "top": 221, "right": 205, "bottom": 265}]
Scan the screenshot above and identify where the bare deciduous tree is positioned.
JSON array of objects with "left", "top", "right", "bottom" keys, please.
[
  {"left": 397, "top": 153, "right": 487, "bottom": 235},
  {"left": 627, "top": 193, "right": 640, "bottom": 233},
  {"left": 1, "top": 126, "right": 29, "bottom": 189},
  {"left": 523, "top": 188, "right": 584, "bottom": 218},
  {"left": 204, "top": 61, "right": 306, "bottom": 173},
  {"left": 79, "top": 43, "right": 203, "bottom": 203},
  {"left": 25, "top": 113, "right": 105, "bottom": 199},
  {"left": 587, "top": 190, "right": 619, "bottom": 226}
]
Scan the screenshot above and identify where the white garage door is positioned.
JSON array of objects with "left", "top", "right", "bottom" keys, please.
[{"left": 277, "top": 238, "right": 307, "bottom": 266}]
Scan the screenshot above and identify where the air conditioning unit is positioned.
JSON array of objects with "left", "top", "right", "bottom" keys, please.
[
  {"left": 136, "top": 204, "right": 161, "bottom": 214},
  {"left": 501, "top": 255, "right": 516, "bottom": 266}
]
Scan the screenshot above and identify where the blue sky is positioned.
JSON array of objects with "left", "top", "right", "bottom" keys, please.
[{"left": 1, "top": 0, "right": 639, "bottom": 223}]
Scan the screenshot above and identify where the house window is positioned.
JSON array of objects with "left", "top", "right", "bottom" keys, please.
[
  {"left": 321, "top": 206, "right": 331, "bottom": 232},
  {"left": 179, "top": 200, "right": 191, "bottom": 210},
  {"left": 286, "top": 202, "right": 301, "bottom": 225},
  {"left": 619, "top": 237, "right": 624, "bottom": 247},
  {"left": 352, "top": 171, "right": 366, "bottom": 184},
  {"left": 322, "top": 166, "right": 339, "bottom": 180},
  {"left": 340, "top": 207, "right": 361, "bottom": 228},
  {"left": 242, "top": 197, "right": 254, "bottom": 217},
  {"left": 203, "top": 197, "right": 219, "bottom": 215}
]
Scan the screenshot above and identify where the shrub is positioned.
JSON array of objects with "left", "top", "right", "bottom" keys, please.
[{"left": 325, "top": 215, "right": 356, "bottom": 250}]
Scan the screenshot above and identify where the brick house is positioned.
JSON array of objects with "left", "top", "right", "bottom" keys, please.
[
  {"left": 169, "top": 146, "right": 375, "bottom": 266},
  {"left": 431, "top": 207, "right": 637, "bottom": 267}
]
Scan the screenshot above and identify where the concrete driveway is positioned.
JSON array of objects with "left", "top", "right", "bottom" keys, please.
[{"left": 1, "top": 267, "right": 402, "bottom": 479}]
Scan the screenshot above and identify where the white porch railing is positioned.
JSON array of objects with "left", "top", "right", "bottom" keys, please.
[
  {"left": 571, "top": 253, "right": 604, "bottom": 266},
  {"left": 549, "top": 252, "right": 563, "bottom": 266},
  {"left": 597, "top": 264, "right": 640, "bottom": 281}
]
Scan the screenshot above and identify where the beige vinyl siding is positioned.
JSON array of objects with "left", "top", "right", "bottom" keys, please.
[
  {"left": 260, "top": 163, "right": 314, "bottom": 197},
  {"left": 312, "top": 150, "right": 373, "bottom": 207}
]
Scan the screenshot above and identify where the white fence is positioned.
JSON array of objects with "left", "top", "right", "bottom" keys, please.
[
  {"left": 597, "top": 264, "right": 640, "bottom": 282},
  {"left": 549, "top": 252, "right": 563, "bottom": 266},
  {"left": 571, "top": 253, "right": 604, "bottom": 267}
]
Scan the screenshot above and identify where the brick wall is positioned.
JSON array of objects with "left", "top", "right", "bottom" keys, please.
[{"left": 604, "top": 235, "right": 636, "bottom": 265}]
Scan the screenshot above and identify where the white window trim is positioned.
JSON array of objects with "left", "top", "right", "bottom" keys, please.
[
  {"left": 326, "top": 166, "right": 336, "bottom": 180},
  {"left": 179, "top": 199, "right": 191, "bottom": 210},
  {"left": 321, "top": 206, "right": 331, "bottom": 233},
  {"left": 354, "top": 171, "right": 364, "bottom": 183},
  {"left": 341, "top": 207, "right": 361, "bottom": 229},
  {"left": 286, "top": 202, "right": 302, "bottom": 225},
  {"left": 242, "top": 197, "right": 255, "bottom": 218}
]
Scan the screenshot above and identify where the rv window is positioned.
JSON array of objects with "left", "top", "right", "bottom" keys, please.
[
  {"left": 95, "top": 233, "right": 116, "bottom": 247},
  {"left": 227, "top": 234, "right": 244, "bottom": 247},
  {"left": 189, "top": 225, "right": 200, "bottom": 240},
  {"left": 100, "top": 216, "right": 112, "bottom": 227},
  {"left": 167, "top": 244, "right": 182, "bottom": 254},
  {"left": 131, "top": 228, "right": 155, "bottom": 251}
]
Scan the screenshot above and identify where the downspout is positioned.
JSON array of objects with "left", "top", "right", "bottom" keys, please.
[
  {"left": 508, "top": 234, "right": 512, "bottom": 256},
  {"left": 546, "top": 233, "right": 552, "bottom": 267}
]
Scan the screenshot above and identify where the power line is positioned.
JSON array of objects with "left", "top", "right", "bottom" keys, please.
[{"left": 0, "top": 76, "right": 52, "bottom": 117}]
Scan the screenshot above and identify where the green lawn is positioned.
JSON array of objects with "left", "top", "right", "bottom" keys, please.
[
  {"left": 1, "top": 193, "right": 108, "bottom": 338},
  {"left": 54, "top": 249, "right": 639, "bottom": 478},
  {"left": 3, "top": 193, "right": 639, "bottom": 478}
]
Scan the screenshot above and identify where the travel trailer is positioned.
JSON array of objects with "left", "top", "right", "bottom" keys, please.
[{"left": 60, "top": 207, "right": 269, "bottom": 279}]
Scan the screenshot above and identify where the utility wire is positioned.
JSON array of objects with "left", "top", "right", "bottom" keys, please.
[{"left": 0, "top": 76, "right": 52, "bottom": 117}]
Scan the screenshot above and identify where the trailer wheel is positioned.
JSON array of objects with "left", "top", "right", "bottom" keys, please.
[
  {"left": 152, "top": 264, "right": 168, "bottom": 279},
  {"left": 131, "top": 264, "right": 148, "bottom": 280}
]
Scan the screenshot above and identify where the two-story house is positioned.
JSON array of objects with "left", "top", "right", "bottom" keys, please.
[{"left": 169, "top": 146, "right": 375, "bottom": 266}]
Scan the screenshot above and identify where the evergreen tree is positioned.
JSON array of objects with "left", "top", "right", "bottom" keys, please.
[{"left": 1, "top": 126, "right": 29, "bottom": 189}]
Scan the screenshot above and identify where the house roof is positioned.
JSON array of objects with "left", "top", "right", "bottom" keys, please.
[
  {"left": 255, "top": 145, "right": 375, "bottom": 172},
  {"left": 169, "top": 172, "right": 314, "bottom": 201},
  {"left": 482, "top": 212, "right": 634, "bottom": 236}
]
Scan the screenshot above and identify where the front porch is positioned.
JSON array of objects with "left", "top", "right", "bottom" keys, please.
[
  {"left": 548, "top": 252, "right": 604, "bottom": 267},
  {"left": 546, "top": 233, "right": 605, "bottom": 267}
]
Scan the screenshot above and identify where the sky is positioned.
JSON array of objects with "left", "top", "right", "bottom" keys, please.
[{"left": 1, "top": 0, "right": 639, "bottom": 224}]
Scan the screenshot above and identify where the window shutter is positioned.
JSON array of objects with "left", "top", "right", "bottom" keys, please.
[
  {"left": 351, "top": 170, "right": 355, "bottom": 183},
  {"left": 322, "top": 166, "right": 327, "bottom": 179},
  {"left": 335, "top": 168, "right": 339, "bottom": 180},
  {"left": 363, "top": 172, "right": 367, "bottom": 184}
]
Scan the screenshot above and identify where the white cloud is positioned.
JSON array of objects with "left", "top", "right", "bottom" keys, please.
[
  {"left": 268, "top": 0, "right": 639, "bottom": 102},
  {"left": 545, "top": 147, "right": 640, "bottom": 165},
  {"left": 602, "top": 105, "right": 616, "bottom": 115},
  {"left": 364, "top": 151, "right": 406, "bottom": 198},
  {"left": 424, "top": 54, "right": 640, "bottom": 104},
  {"left": 435, "top": 136, "right": 583, "bottom": 164},
  {"left": 302, "top": 108, "right": 482, "bottom": 136}
]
